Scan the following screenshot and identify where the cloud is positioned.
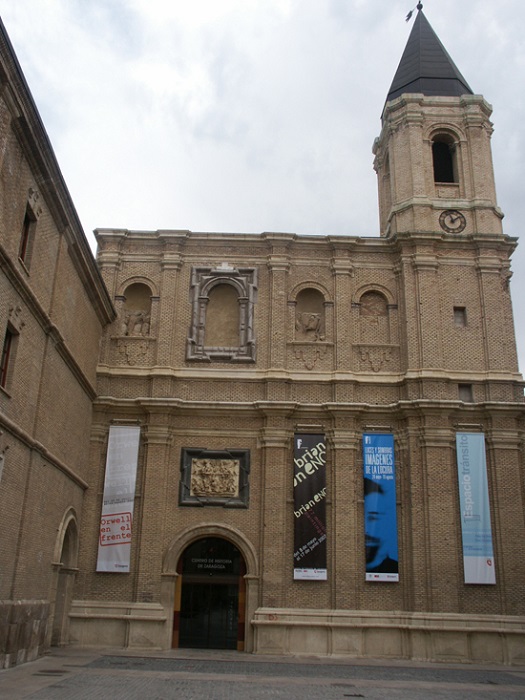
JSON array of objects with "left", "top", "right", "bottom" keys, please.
[{"left": 2, "top": 0, "right": 525, "bottom": 370}]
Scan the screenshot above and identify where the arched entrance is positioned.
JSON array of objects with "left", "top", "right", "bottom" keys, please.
[
  {"left": 173, "top": 537, "right": 246, "bottom": 650},
  {"left": 48, "top": 510, "right": 79, "bottom": 648}
]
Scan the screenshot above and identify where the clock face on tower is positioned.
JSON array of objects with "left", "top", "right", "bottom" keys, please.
[{"left": 439, "top": 209, "right": 466, "bottom": 233}]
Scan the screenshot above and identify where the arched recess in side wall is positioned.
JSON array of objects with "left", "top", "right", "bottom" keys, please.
[
  {"left": 47, "top": 508, "right": 79, "bottom": 648},
  {"left": 161, "top": 524, "right": 259, "bottom": 652}
]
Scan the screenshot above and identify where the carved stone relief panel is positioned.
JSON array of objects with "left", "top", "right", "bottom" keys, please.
[
  {"left": 293, "top": 345, "right": 328, "bottom": 371},
  {"left": 360, "top": 291, "right": 388, "bottom": 317},
  {"left": 115, "top": 338, "right": 153, "bottom": 366},
  {"left": 352, "top": 344, "right": 400, "bottom": 373},
  {"left": 179, "top": 448, "right": 250, "bottom": 507},
  {"left": 121, "top": 310, "right": 151, "bottom": 337},
  {"left": 190, "top": 458, "right": 239, "bottom": 498}
]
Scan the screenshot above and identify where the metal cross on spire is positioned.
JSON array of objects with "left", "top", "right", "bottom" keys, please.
[{"left": 406, "top": 2, "right": 423, "bottom": 22}]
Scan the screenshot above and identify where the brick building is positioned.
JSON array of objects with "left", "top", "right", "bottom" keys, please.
[
  {"left": 0, "top": 22, "right": 114, "bottom": 667},
  {"left": 2, "top": 7, "right": 525, "bottom": 667}
]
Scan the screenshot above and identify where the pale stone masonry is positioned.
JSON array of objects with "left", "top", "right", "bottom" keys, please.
[{"left": 1, "top": 7, "right": 525, "bottom": 667}]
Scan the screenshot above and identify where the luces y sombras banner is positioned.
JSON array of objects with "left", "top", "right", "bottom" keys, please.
[
  {"left": 455, "top": 432, "right": 495, "bottom": 584},
  {"left": 293, "top": 433, "right": 327, "bottom": 580},
  {"left": 96, "top": 425, "right": 141, "bottom": 573},
  {"left": 363, "top": 433, "right": 399, "bottom": 582}
]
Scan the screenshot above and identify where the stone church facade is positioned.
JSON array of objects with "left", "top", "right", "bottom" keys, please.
[{"left": 1, "top": 9, "right": 525, "bottom": 667}]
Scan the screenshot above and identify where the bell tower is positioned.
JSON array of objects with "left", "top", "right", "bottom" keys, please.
[{"left": 373, "top": 4, "right": 503, "bottom": 238}]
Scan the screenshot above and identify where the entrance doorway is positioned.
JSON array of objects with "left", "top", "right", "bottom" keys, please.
[
  {"left": 173, "top": 537, "right": 246, "bottom": 650},
  {"left": 50, "top": 515, "right": 78, "bottom": 647}
]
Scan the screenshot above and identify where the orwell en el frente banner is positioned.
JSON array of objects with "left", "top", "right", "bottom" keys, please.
[
  {"left": 96, "top": 425, "right": 141, "bottom": 573},
  {"left": 293, "top": 434, "right": 327, "bottom": 580}
]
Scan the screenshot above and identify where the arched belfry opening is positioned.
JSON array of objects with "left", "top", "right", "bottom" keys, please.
[
  {"left": 432, "top": 134, "right": 458, "bottom": 184},
  {"left": 173, "top": 537, "right": 246, "bottom": 650}
]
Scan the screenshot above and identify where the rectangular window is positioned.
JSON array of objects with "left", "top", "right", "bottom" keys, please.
[
  {"left": 0, "top": 328, "right": 15, "bottom": 389},
  {"left": 458, "top": 384, "right": 474, "bottom": 402},
  {"left": 18, "top": 209, "right": 36, "bottom": 267},
  {"left": 454, "top": 306, "right": 467, "bottom": 327}
]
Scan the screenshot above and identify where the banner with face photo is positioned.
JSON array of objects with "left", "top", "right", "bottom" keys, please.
[
  {"left": 293, "top": 433, "right": 327, "bottom": 580},
  {"left": 455, "top": 432, "right": 495, "bottom": 584},
  {"left": 96, "top": 425, "right": 141, "bottom": 573},
  {"left": 363, "top": 433, "right": 399, "bottom": 582}
]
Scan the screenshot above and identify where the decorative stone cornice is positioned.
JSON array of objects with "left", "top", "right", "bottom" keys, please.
[
  {"left": 331, "top": 259, "right": 354, "bottom": 276},
  {"left": 266, "top": 255, "right": 290, "bottom": 273},
  {"left": 258, "top": 428, "right": 290, "bottom": 449}
]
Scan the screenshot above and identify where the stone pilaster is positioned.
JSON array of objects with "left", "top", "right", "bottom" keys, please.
[
  {"left": 257, "top": 409, "right": 293, "bottom": 607},
  {"left": 330, "top": 253, "right": 354, "bottom": 372},
  {"left": 156, "top": 250, "right": 183, "bottom": 368},
  {"left": 134, "top": 415, "right": 172, "bottom": 602},
  {"left": 327, "top": 426, "right": 359, "bottom": 609},
  {"left": 266, "top": 241, "right": 291, "bottom": 374},
  {"left": 476, "top": 254, "right": 519, "bottom": 372}
]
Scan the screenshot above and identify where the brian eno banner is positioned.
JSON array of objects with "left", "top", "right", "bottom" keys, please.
[
  {"left": 363, "top": 433, "right": 399, "bottom": 582},
  {"left": 293, "top": 433, "right": 327, "bottom": 580},
  {"left": 456, "top": 432, "right": 496, "bottom": 584},
  {"left": 96, "top": 425, "right": 141, "bottom": 573}
]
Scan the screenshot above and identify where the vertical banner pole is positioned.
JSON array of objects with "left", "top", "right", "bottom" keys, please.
[{"left": 293, "top": 434, "right": 327, "bottom": 580}]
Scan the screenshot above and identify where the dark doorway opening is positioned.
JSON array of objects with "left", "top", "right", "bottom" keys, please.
[{"left": 174, "top": 537, "right": 245, "bottom": 650}]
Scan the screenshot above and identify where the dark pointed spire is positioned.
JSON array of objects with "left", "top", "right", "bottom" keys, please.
[{"left": 386, "top": 8, "right": 473, "bottom": 103}]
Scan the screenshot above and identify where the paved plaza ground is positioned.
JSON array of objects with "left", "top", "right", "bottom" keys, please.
[{"left": 1, "top": 647, "right": 525, "bottom": 700}]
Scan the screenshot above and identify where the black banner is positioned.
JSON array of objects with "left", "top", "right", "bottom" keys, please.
[{"left": 293, "top": 433, "right": 327, "bottom": 580}]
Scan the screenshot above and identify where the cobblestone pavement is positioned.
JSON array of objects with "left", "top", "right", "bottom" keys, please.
[{"left": 2, "top": 648, "right": 525, "bottom": 700}]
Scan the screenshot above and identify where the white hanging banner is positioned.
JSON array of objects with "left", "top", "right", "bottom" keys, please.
[
  {"left": 96, "top": 425, "right": 141, "bottom": 573},
  {"left": 456, "top": 432, "right": 496, "bottom": 585}
]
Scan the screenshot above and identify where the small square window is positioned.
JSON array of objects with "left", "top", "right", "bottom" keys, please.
[
  {"left": 458, "top": 384, "right": 474, "bottom": 402},
  {"left": 454, "top": 306, "right": 467, "bottom": 327}
]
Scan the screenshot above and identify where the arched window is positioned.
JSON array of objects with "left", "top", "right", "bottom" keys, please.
[
  {"left": 204, "top": 284, "right": 240, "bottom": 347},
  {"left": 432, "top": 134, "right": 457, "bottom": 184},
  {"left": 295, "top": 288, "right": 325, "bottom": 341}
]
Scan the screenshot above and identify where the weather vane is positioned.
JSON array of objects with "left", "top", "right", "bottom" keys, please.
[{"left": 406, "top": 2, "right": 423, "bottom": 22}]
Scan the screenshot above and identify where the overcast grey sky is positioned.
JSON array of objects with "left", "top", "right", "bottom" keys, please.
[{"left": 2, "top": 0, "right": 524, "bottom": 372}]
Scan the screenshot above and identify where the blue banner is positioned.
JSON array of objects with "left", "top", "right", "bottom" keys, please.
[
  {"left": 362, "top": 433, "right": 399, "bottom": 582},
  {"left": 455, "top": 433, "right": 495, "bottom": 584}
]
